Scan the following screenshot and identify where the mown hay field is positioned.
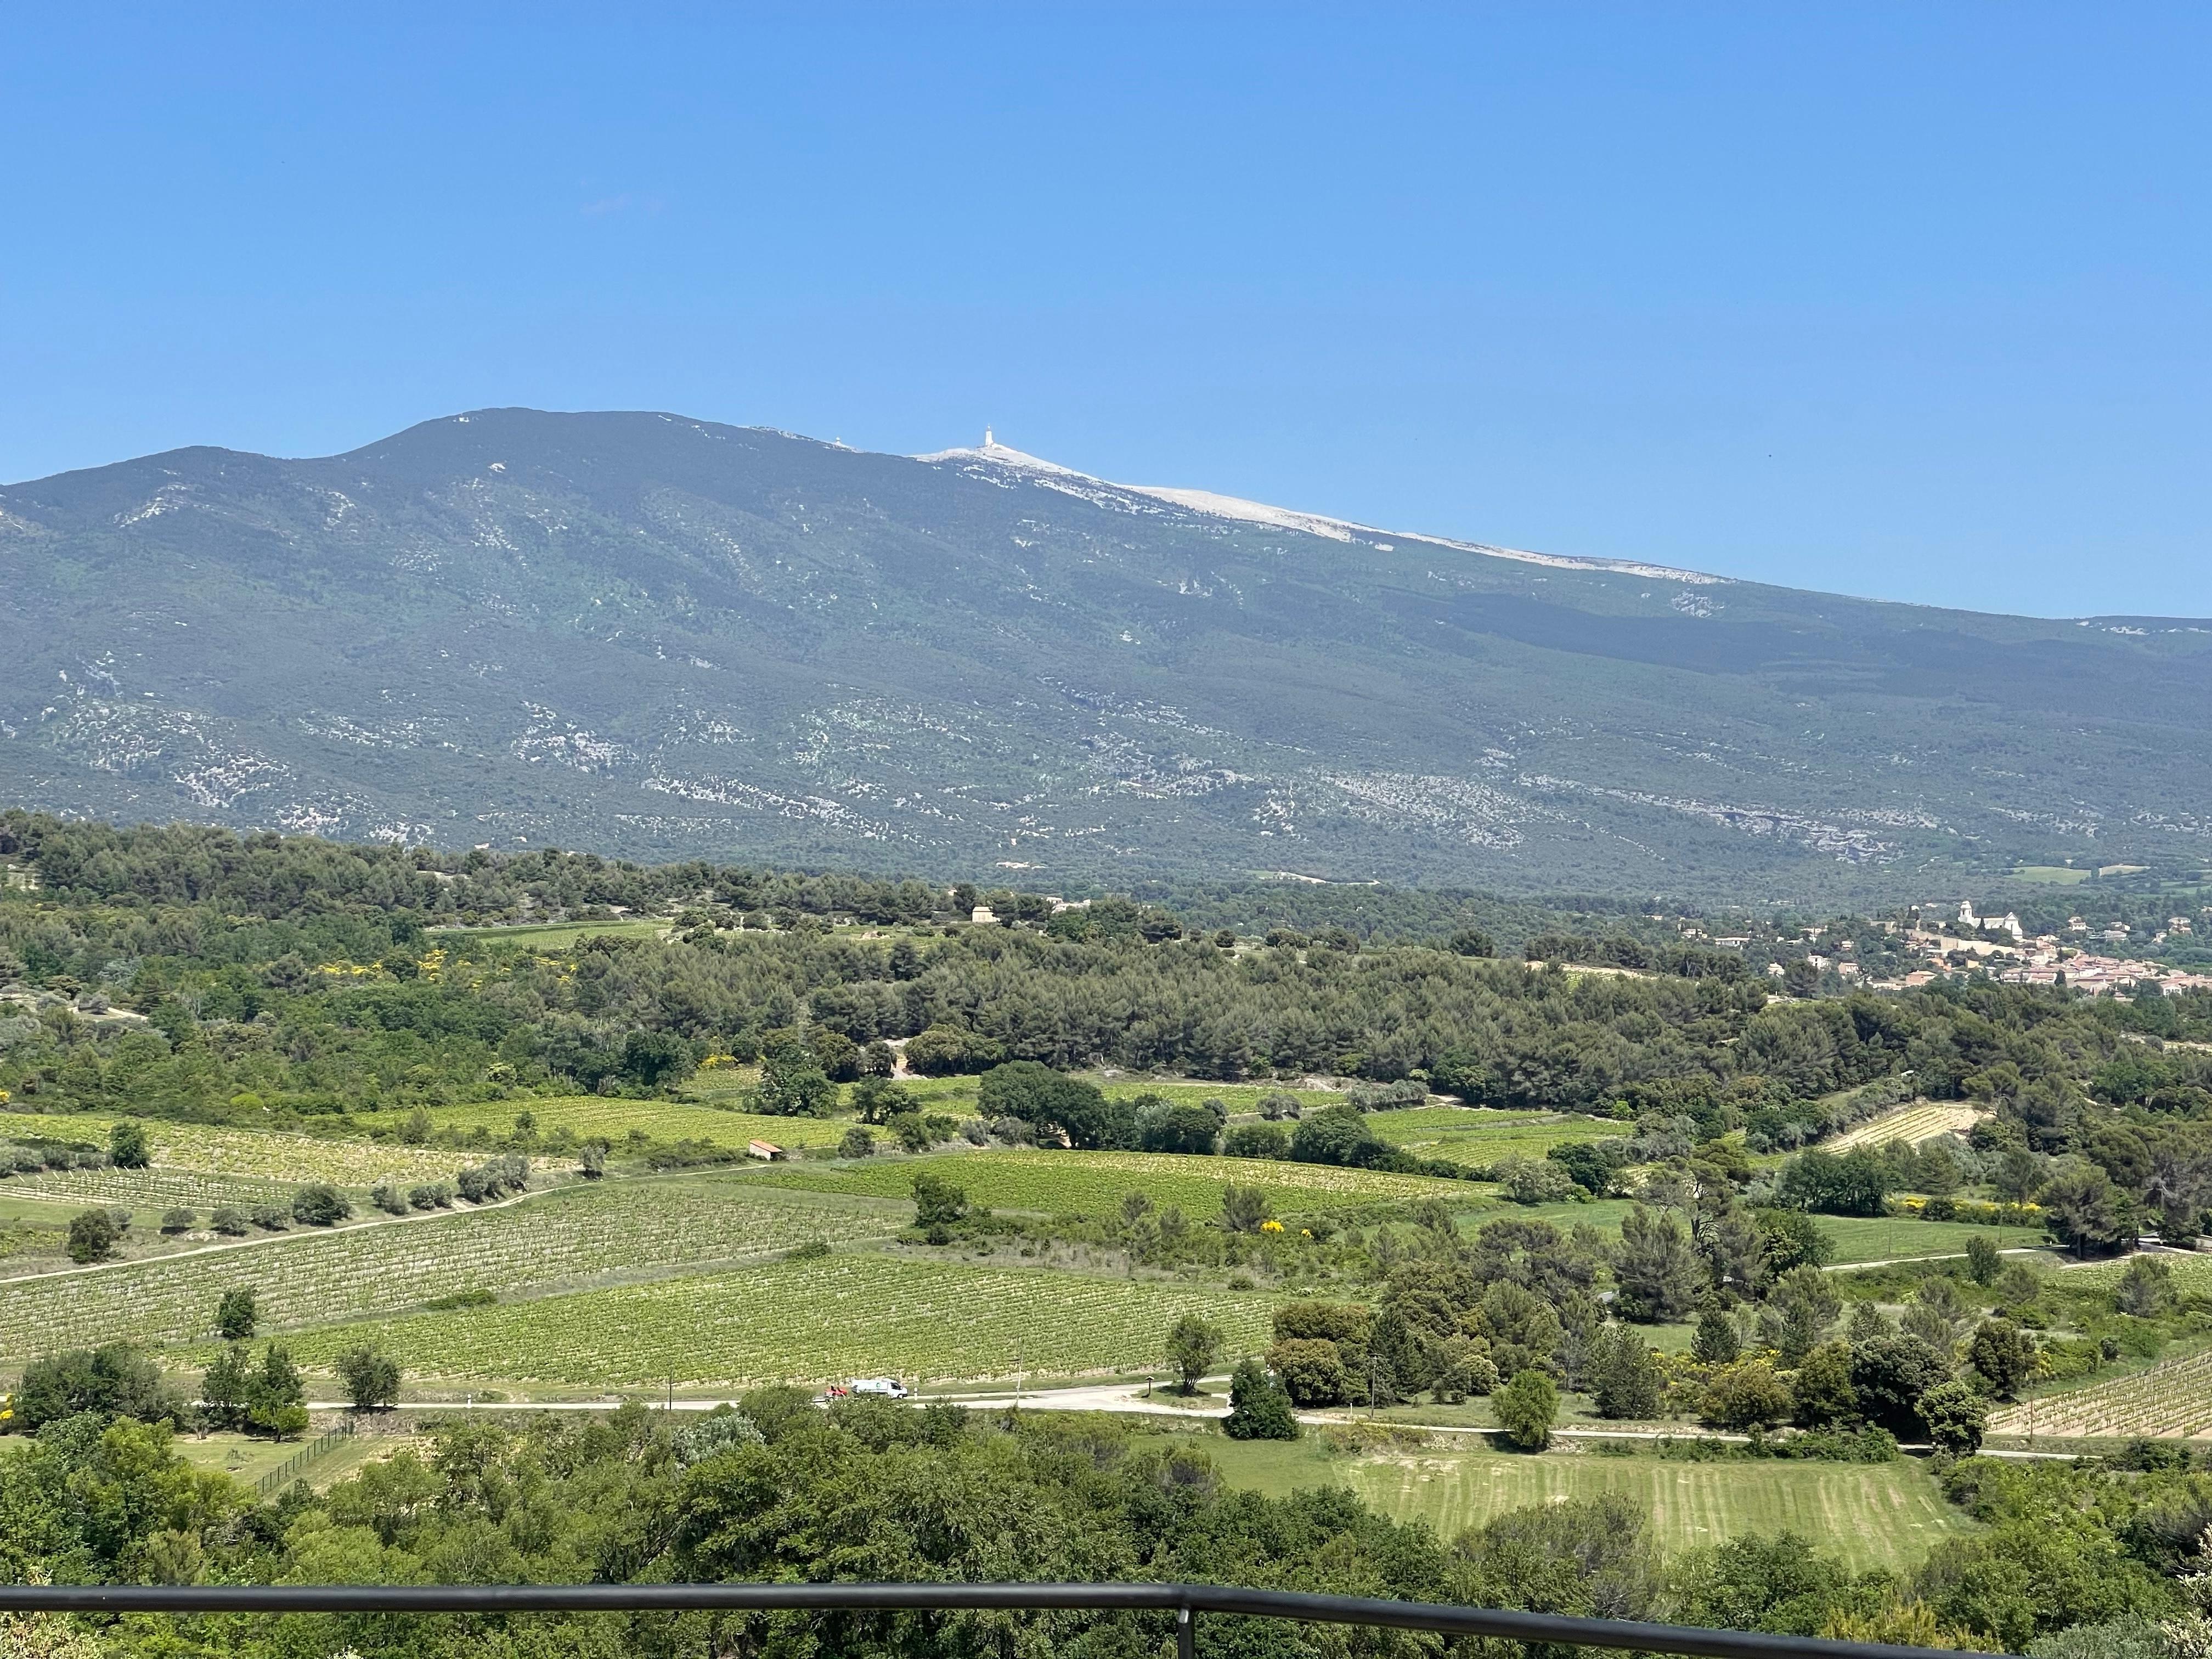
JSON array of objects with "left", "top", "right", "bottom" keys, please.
[
  {"left": 417, "top": 1096, "right": 848, "bottom": 1149},
  {"left": 1205, "top": 1439, "right": 1971, "bottom": 1574},
  {"left": 1, "top": 1111, "right": 464, "bottom": 1188},
  {"left": 756, "top": 1148, "right": 1476, "bottom": 1217},
  {"left": 276, "top": 1252, "right": 1280, "bottom": 1387},
  {"left": 1, "top": 1175, "right": 895, "bottom": 1358}
]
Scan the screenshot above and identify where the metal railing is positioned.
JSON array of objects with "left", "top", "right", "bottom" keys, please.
[{"left": 0, "top": 1582, "right": 2013, "bottom": 1658}]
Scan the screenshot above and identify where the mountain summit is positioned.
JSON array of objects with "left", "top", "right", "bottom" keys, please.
[{"left": 2, "top": 407, "right": 2205, "bottom": 898}]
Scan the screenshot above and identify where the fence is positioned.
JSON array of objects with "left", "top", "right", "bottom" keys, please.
[
  {"left": 252, "top": 1419, "right": 356, "bottom": 1496},
  {"left": 0, "top": 1581, "right": 2016, "bottom": 1658}
]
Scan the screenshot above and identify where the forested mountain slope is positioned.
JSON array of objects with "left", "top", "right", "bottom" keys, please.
[{"left": 3, "top": 409, "right": 2206, "bottom": 899}]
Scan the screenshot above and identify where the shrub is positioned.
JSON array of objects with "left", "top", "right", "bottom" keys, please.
[
  {"left": 248, "top": 1202, "right": 289, "bottom": 1231},
  {"left": 66, "top": 1207, "right": 119, "bottom": 1263},
  {"left": 210, "top": 1206, "right": 249, "bottom": 1236},
  {"left": 159, "top": 1206, "right": 196, "bottom": 1234},
  {"left": 1223, "top": 1122, "right": 1290, "bottom": 1160},
  {"left": 839, "top": 1126, "right": 877, "bottom": 1159},
  {"left": 370, "top": 1181, "right": 410, "bottom": 1215},
  {"left": 1701, "top": 1358, "right": 1792, "bottom": 1430},
  {"left": 408, "top": 1181, "right": 455, "bottom": 1210},
  {"left": 108, "top": 1120, "right": 151, "bottom": 1170}
]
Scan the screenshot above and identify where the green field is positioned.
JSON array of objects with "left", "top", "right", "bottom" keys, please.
[
  {"left": 1363, "top": 1106, "right": 1628, "bottom": 1162},
  {"left": 2, "top": 1174, "right": 897, "bottom": 1359},
  {"left": 417, "top": 1094, "right": 849, "bottom": 1149},
  {"left": 1819, "top": 1214, "right": 2049, "bottom": 1265},
  {"left": 2011, "top": 865, "right": 2094, "bottom": 886},
  {"left": 2, "top": 1111, "right": 464, "bottom": 1188},
  {"left": 273, "top": 1252, "right": 1281, "bottom": 1387},
  {"left": 426, "top": 918, "right": 670, "bottom": 947},
  {"left": 1199, "top": 1437, "right": 1972, "bottom": 1573},
  {"left": 757, "top": 1148, "right": 1477, "bottom": 1217}
]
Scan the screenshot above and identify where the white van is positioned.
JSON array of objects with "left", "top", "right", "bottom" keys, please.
[{"left": 847, "top": 1376, "right": 909, "bottom": 1400}]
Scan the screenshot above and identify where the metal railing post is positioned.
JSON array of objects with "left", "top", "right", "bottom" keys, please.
[{"left": 1176, "top": 1601, "right": 1194, "bottom": 1659}]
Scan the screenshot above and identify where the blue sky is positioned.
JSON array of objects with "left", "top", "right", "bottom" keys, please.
[{"left": 4, "top": 4, "right": 2206, "bottom": 617}]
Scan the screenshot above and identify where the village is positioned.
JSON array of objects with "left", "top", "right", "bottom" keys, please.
[{"left": 1892, "top": 899, "right": 2212, "bottom": 998}]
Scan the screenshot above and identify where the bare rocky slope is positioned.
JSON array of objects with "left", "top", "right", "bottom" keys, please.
[{"left": 2, "top": 408, "right": 2205, "bottom": 900}]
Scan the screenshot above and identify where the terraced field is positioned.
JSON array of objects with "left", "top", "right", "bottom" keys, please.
[
  {"left": 276, "top": 1252, "right": 1280, "bottom": 1387},
  {"left": 416, "top": 1096, "right": 847, "bottom": 1149},
  {"left": 1206, "top": 1440, "right": 1972, "bottom": 1573},
  {"left": 1990, "top": 1345, "right": 2212, "bottom": 1441},
  {"left": 1827, "top": 1102, "right": 1985, "bottom": 1150},
  {"left": 2, "top": 1111, "right": 462, "bottom": 1187},
  {"left": 0, "top": 1175, "right": 896, "bottom": 1358},
  {"left": 756, "top": 1148, "right": 1476, "bottom": 1217}
]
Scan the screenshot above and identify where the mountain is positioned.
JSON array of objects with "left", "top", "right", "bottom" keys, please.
[{"left": 1, "top": 408, "right": 2207, "bottom": 900}]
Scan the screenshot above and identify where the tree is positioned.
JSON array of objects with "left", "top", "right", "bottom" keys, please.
[
  {"left": 620, "top": 1029, "right": 696, "bottom": 1090},
  {"left": 839, "top": 1126, "right": 876, "bottom": 1159},
  {"left": 756, "top": 1032, "right": 835, "bottom": 1117},
  {"left": 1966, "top": 1318, "right": 2037, "bottom": 1400},
  {"left": 291, "top": 1183, "right": 351, "bottom": 1226},
  {"left": 1965, "top": 1232, "right": 2001, "bottom": 1286},
  {"left": 1223, "top": 1122, "right": 1290, "bottom": 1159},
  {"left": 245, "top": 1344, "right": 308, "bottom": 1438},
  {"left": 1691, "top": 1305, "right": 1740, "bottom": 1366},
  {"left": 2039, "top": 1165, "right": 2131, "bottom": 1258},
  {"left": 910, "top": 1173, "right": 968, "bottom": 1242},
  {"left": 1222, "top": 1357, "right": 1300, "bottom": 1439},
  {"left": 2113, "top": 1255, "right": 2172, "bottom": 1317},
  {"left": 334, "top": 1345, "right": 402, "bottom": 1411},
  {"left": 200, "top": 1343, "right": 253, "bottom": 1431},
  {"left": 850, "top": 1075, "right": 912, "bottom": 1124},
  {"left": 215, "top": 1288, "right": 258, "bottom": 1340},
  {"left": 1139, "top": 1102, "right": 1220, "bottom": 1155},
  {"left": 108, "top": 1120, "right": 151, "bottom": 1169},
  {"left": 1762, "top": 1265, "right": 1843, "bottom": 1365},
  {"left": 1165, "top": 1315, "right": 1225, "bottom": 1392},
  {"left": 1918, "top": 1379, "right": 1988, "bottom": 1455},
  {"left": 1267, "top": 1338, "right": 1350, "bottom": 1407},
  {"left": 1848, "top": 1333, "right": 1951, "bottom": 1437},
  {"left": 1220, "top": 1184, "right": 1272, "bottom": 1234},
  {"left": 1545, "top": 1141, "right": 1617, "bottom": 1197},
  {"left": 1790, "top": 1342, "right": 1858, "bottom": 1426},
  {"left": 811, "top": 1030, "right": 862, "bottom": 1083},
  {"left": 66, "top": 1208, "right": 119, "bottom": 1264},
  {"left": 1447, "top": 927, "right": 1496, "bottom": 958},
  {"left": 15, "top": 1342, "right": 185, "bottom": 1430},
  {"left": 1493, "top": 1369, "right": 1558, "bottom": 1450},
  {"left": 1587, "top": 1325, "right": 1664, "bottom": 1420},
  {"left": 1756, "top": 1208, "right": 1834, "bottom": 1275},
  {"left": 1290, "top": 1104, "right": 1386, "bottom": 1168},
  {"left": 1779, "top": 1148, "right": 1892, "bottom": 1217},
  {"left": 1701, "top": 1358, "right": 1792, "bottom": 1430},
  {"left": 1611, "top": 1205, "right": 1702, "bottom": 1322}
]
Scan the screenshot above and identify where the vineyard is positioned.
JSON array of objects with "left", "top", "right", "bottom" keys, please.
[
  {"left": 1989, "top": 1345, "right": 2212, "bottom": 1440},
  {"left": 0, "top": 1175, "right": 899, "bottom": 1358},
  {"left": 417, "top": 1096, "right": 848, "bottom": 1149},
  {"left": 1, "top": 1111, "right": 463, "bottom": 1187},
  {"left": 757, "top": 1148, "right": 1476, "bottom": 1217},
  {"left": 1827, "top": 1101, "right": 1985, "bottom": 1151},
  {"left": 2059, "top": 1251, "right": 2212, "bottom": 1294},
  {"left": 1, "top": 1167, "right": 294, "bottom": 1211},
  {"left": 276, "top": 1252, "right": 1282, "bottom": 1387}
]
